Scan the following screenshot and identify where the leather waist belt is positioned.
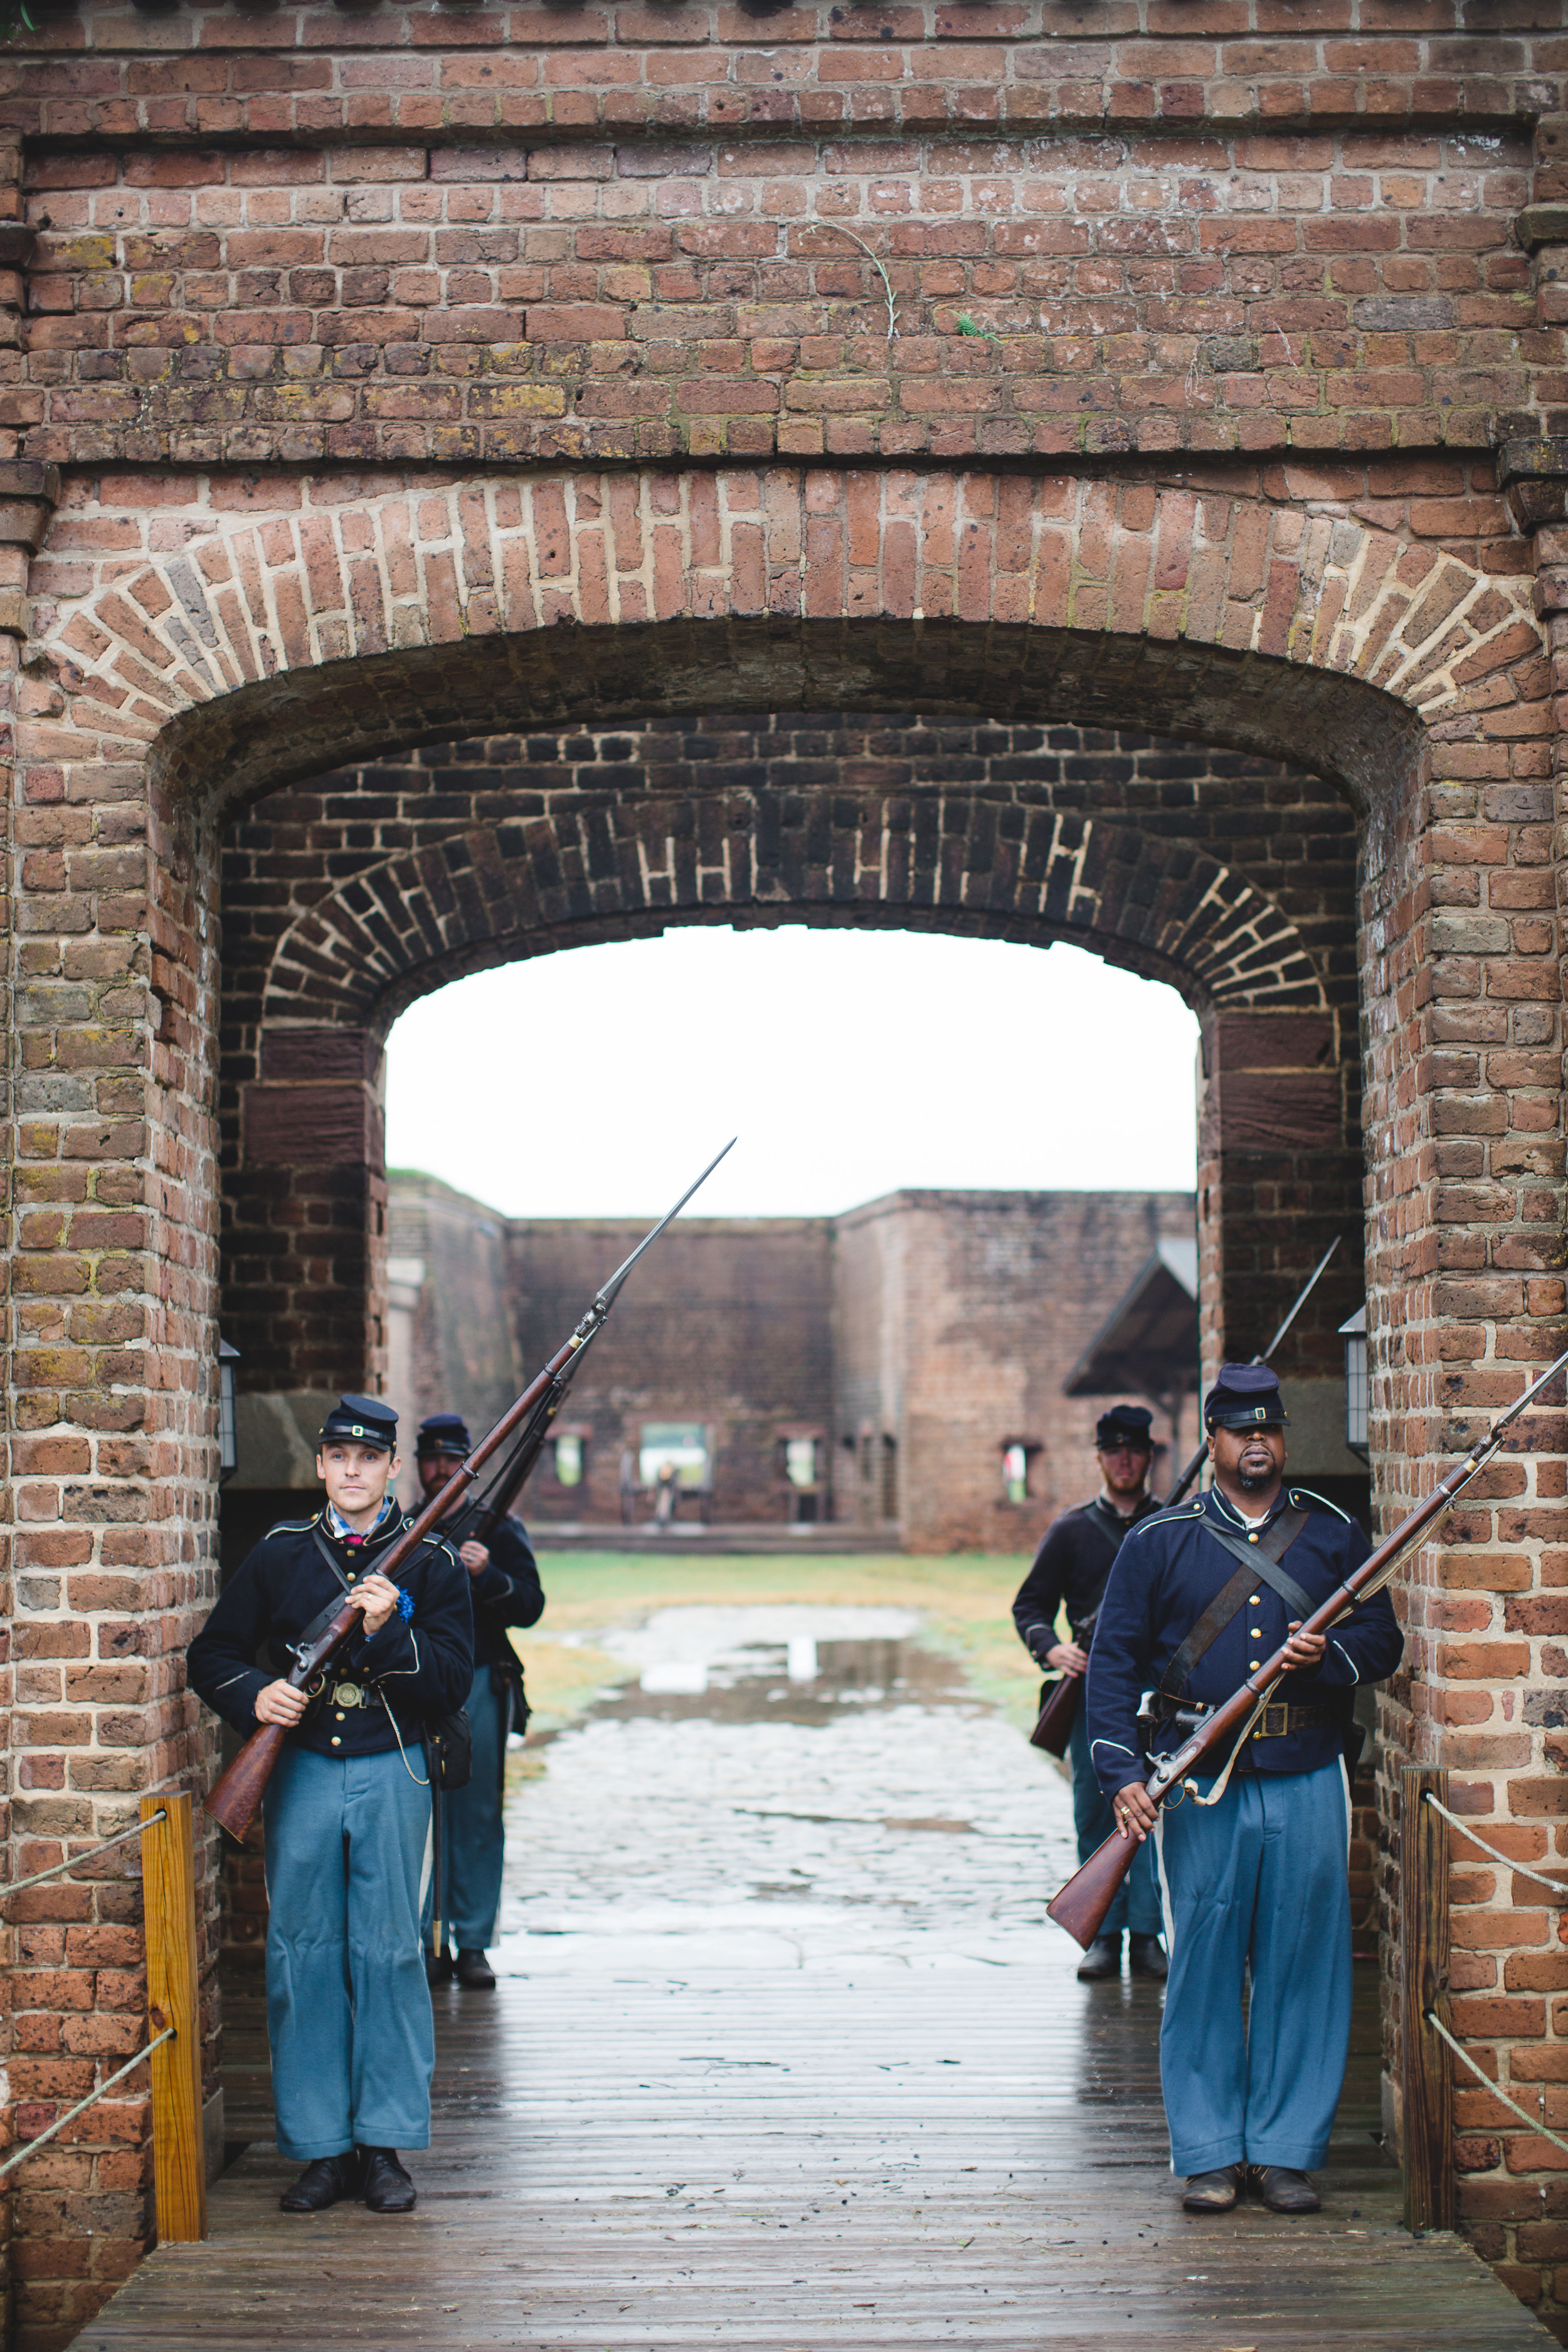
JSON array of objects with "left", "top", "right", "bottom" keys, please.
[
  {"left": 1250, "top": 1702, "right": 1337, "bottom": 1740},
  {"left": 1146, "top": 1695, "right": 1337, "bottom": 1744}
]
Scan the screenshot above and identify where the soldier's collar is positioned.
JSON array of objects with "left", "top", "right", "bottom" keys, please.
[{"left": 1207, "top": 1486, "right": 1285, "bottom": 1531}]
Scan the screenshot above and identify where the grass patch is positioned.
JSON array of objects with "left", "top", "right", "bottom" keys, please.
[{"left": 512, "top": 1550, "right": 1042, "bottom": 1734}]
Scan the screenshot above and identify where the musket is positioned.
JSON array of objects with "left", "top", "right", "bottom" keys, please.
[
  {"left": 1163, "top": 1236, "right": 1342, "bottom": 1509},
  {"left": 204, "top": 1139, "right": 736, "bottom": 1841},
  {"left": 1047, "top": 1341, "right": 1568, "bottom": 1949}
]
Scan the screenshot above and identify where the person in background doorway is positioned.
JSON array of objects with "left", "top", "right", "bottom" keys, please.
[
  {"left": 1012, "top": 1404, "right": 1166, "bottom": 1983},
  {"left": 188, "top": 1396, "right": 473, "bottom": 2216},
  {"left": 416, "top": 1413, "right": 546, "bottom": 1990}
]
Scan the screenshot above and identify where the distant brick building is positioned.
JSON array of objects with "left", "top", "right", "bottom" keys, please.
[{"left": 346, "top": 1172, "right": 1365, "bottom": 1554}]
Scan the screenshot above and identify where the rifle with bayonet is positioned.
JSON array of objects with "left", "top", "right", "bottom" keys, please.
[
  {"left": 1046, "top": 1340, "right": 1568, "bottom": 1949},
  {"left": 1163, "top": 1236, "right": 1342, "bottom": 1509},
  {"left": 204, "top": 1139, "right": 736, "bottom": 1842}
]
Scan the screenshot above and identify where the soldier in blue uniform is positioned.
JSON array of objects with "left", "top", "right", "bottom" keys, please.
[
  {"left": 188, "top": 1396, "right": 474, "bottom": 2216},
  {"left": 414, "top": 1413, "right": 545, "bottom": 1990},
  {"left": 1085, "top": 1362, "right": 1402, "bottom": 2216},
  {"left": 1012, "top": 1403, "right": 1167, "bottom": 1983}
]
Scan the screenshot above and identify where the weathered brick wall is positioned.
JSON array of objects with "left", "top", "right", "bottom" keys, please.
[
  {"left": 834, "top": 1187, "right": 1201, "bottom": 1552},
  {"left": 1, "top": 0, "right": 1567, "bottom": 2336},
  {"left": 507, "top": 1214, "right": 836, "bottom": 1526}
]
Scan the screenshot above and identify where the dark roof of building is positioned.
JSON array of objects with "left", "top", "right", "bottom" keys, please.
[{"left": 1064, "top": 1237, "right": 1199, "bottom": 1399}]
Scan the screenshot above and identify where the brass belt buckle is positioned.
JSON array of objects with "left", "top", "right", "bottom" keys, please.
[{"left": 334, "top": 1680, "right": 363, "bottom": 1709}]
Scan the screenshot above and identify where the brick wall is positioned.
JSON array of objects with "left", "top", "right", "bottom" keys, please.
[
  {"left": 1, "top": 0, "right": 1567, "bottom": 2336},
  {"left": 834, "top": 1187, "right": 1202, "bottom": 1552},
  {"left": 508, "top": 1214, "right": 837, "bottom": 1526}
]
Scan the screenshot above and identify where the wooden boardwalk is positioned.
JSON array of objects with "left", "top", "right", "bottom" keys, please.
[
  {"left": 76, "top": 1611, "right": 1553, "bottom": 2351},
  {"left": 77, "top": 1966, "right": 1548, "bottom": 2351}
]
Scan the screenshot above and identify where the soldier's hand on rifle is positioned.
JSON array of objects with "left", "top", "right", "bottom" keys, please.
[
  {"left": 459, "top": 1540, "right": 491, "bottom": 1579},
  {"left": 255, "top": 1678, "right": 307, "bottom": 1727},
  {"left": 1046, "top": 1639, "right": 1089, "bottom": 1676},
  {"left": 1114, "top": 1781, "right": 1159, "bottom": 1842},
  {"left": 1283, "top": 1620, "right": 1326, "bottom": 1670},
  {"left": 356, "top": 1572, "right": 400, "bottom": 1635}
]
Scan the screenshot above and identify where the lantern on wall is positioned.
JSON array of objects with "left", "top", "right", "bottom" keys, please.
[
  {"left": 218, "top": 1337, "right": 240, "bottom": 1485},
  {"left": 1338, "top": 1307, "right": 1368, "bottom": 1461}
]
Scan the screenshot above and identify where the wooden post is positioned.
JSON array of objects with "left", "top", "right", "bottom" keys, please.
[
  {"left": 141, "top": 1793, "right": 206, "bottom": 2243},
  {"left": 1401, "top": 1764, "right": 1454, "bottom": 2232}
]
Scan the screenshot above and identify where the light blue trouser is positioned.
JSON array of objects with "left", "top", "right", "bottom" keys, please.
[
  {"left": 423, "top": 1664, "right": 507, "bottom": 1951},
  {"left": 1154, "top": 1761, "right": 1351, "bottom": 2176},
  {"left": 263, "top": 1744, "right": 435, "bottom": 2163},
  {"left": 1068, "top": 1699, "right": 1162, "bottom": 1937}
]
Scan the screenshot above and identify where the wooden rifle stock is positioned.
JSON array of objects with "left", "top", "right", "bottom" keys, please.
[
  {"left": 1047, "top": 1342, "right": 1568, "bottom": 1948},
  {"left": 203, "top": 1140, "right": 736, "bottom": 1843},
  {"left": 1029, "top": 1671, "right": 1081, "bottom": 1761}
]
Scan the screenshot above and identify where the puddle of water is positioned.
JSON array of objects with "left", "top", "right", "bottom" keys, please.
[
  {"left": 605, "top": 1636, "right": 972, "bottom": 1727},
  {"left": 501, "top": 1604, "right": 1081, "bottom": 1976}
]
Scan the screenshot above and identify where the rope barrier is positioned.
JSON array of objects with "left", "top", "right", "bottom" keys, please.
[
  {"left": 0, "top": 2026, "right": 176, "bottom": 2181},
  {"left": 0, "top": 1811, "right": 167, "bottom": 1905},
  {"left": 1424, "top": 1793, "right": 1568, "bottom": 1898},
  {"left": 1424, "top": 2010, "right": 1568, "bottom": 2161}
]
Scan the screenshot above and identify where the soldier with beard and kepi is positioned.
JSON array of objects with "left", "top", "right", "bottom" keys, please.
[
  {"left": 414, "top": 1412, "right": 546, "bottom": 1991},
  {"left": 188, "top": 1395, "right": 474, "bottom": 2217},
  {"left": 1012, "top": 1403, "right": 1167, "bottom": 1984},
  {"left": 1085, "top": 1361, "right": 1402, "bottom": 2217}
]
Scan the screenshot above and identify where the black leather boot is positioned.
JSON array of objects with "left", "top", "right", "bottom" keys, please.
[
  {"left": 1076, "top": 1933, "right": 1122, "bottom": 1981},
  {"left": 280, "top": 2151, "right": 364, "bottom": 2213},
  {"left": 1128, "top": 1933, "right": 1168, "bottom": 1979},
  {"left": 455, "top": 1947, "right": 496, "bottom": 1989},
  {"left": 360, "top": 2146, "right": 418, "bottom": 2213},
  {"left": 426, "top": 1946, "right": 453, "bottom": 1988},
  {"left": 1253, "top": 2165, "right": 1321, "bottom": 2213},
  {"left": 1182, "top": 2164, "right": 1242, "bottom": 2213}
]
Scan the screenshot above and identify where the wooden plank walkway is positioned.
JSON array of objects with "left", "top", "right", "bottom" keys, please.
[
  {"left": 78, "top": 1969, "right": 1548, "bottom": 2351},
  {"left": 76, "top": 1607, "right": 1552, "bottom": 2351}
]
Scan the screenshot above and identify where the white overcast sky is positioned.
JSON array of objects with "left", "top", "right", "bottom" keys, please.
[{"left": 384, "top": 928, "right": 1200, "bottom": 1220}]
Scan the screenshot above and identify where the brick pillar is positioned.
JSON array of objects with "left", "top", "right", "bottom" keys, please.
[
  {"left": 1195, "top": 1008, "right": 1365, "bottom": 1489},
  {"left": 220, "top": 1025, "right": 388, "bottom": 1573}
]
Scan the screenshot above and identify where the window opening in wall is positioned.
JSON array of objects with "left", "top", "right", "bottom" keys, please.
[
  {"left": 880, "top": 1433, "right": 898, "bottom": 1523},
  {"left": 552, "top": 1429, "right": 587, "bottom": 1488},
  {"left": 638, "top": 1422, "right": 710, "bottom": 1488},
  {"left": 1001, "top": 1439, "right": 1039, "bottom": 1506}
]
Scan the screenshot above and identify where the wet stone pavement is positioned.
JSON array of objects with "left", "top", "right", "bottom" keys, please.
[
  {"left": 502, "top": 1607, "right": 1074, "bottom": 1974},
  {"left": 82, "top": 1604, "right": 1553, "bottom": 2351}
]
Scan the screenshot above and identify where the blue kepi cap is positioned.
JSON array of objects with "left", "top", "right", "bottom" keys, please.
[
  {"left": 1204, "top": 1362, "right": 1288, "bottom": 1431},
  {"left": 318, "top": 1393, "right": 398, "bottom": 1451},
  {"left": 416, "top": 1412, "right": 471, "bottom": 1460}
]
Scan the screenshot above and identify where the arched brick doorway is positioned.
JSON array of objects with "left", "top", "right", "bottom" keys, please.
[{"left": 13, "top": 464, "right": 1555, "bottom": 2331}]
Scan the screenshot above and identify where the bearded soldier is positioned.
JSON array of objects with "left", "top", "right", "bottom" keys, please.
[
  {"left": 1012, "top": 1403, "right": 1166, "bottom": 1983},
  {"left": 415, "top": 1412, "right": 545, "bottom": 1990},
  {"left": 1085, "top": 1362, "right": 1401, "bottom": 2216},
  {"left": 189, "top": 1396, "right": 474, "bottom": 2215}
]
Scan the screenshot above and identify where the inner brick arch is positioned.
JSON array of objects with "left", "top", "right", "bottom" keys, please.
[
  {"left": 255, "top": 797, "right": 1330, "bottom": 1030},
  {"left": 215, "top": 714, "right": 1366, "bottom": 1509}
]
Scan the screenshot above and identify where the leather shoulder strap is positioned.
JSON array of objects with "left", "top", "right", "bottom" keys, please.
[
  {"left": 312, "top": 1526, "right": 352, "bottom": 1595},
  {"left": 1157, "top": 1505, "right": 1310, "bottom": 1700},
  {"left": 1158, "top": 1562, "right": 1258, "bottom": 1700},
  {"left": 1200, "top": 1506, "right": 1313, "bottom": 1618}
]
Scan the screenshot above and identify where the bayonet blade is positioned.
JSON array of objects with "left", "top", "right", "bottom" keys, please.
[{"left": 594, "top": 1138, "right": 736, "bottom": 1310}]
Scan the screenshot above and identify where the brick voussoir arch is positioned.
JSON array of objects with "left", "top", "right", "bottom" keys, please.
[
  {"left": 257, "top": 808, "right": 1329, "bottom": 1042},
  {"left": 29, "top": 470, "right": 1542, "bottom": 817}
]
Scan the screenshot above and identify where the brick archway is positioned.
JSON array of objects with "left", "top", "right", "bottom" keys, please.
[
  {"left": 13, "top": 460, "right": 1558, "bottom": 2342},
  {"left": 34, "top": 470, "right": 1536, "bottom": 824}
]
